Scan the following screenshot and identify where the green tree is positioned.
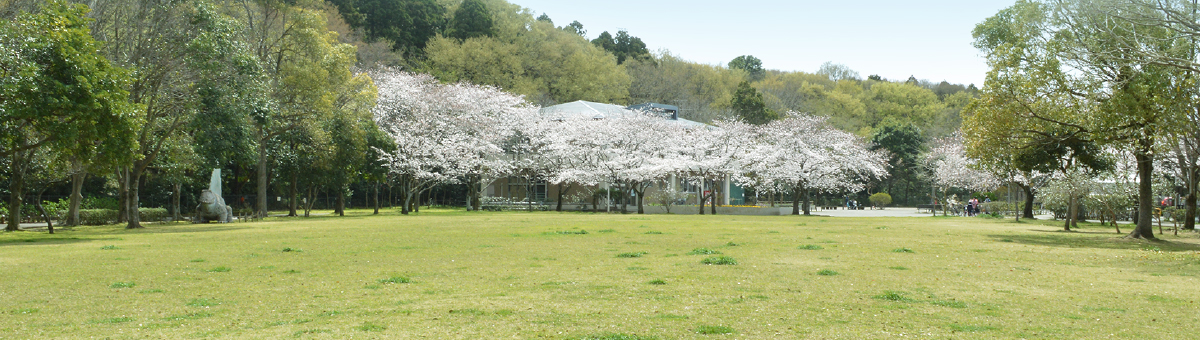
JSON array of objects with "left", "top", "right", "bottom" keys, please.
[
  {"left": 425, "top": 18, "right": 629, "bottom": 105},
  {"left": 728, "top": 55, "right": 765, "bottom": 81},
  {"left": 450, "top": 0, "right": 494, "bottom": 40},
  {"left": 357, "top": 0, "right": 445, "bottom": 55},
  {"left": 1, "top": 1, "right": 136, "bottom": 231},
  {"left": 591, "top": 30, "right": 649, "bottom": 64},
  {"left": 869, "top": 120, "right": 925, "bottom": 206},
  {"left": 731, "top": 81, "right": 777, "bottom": 125}
]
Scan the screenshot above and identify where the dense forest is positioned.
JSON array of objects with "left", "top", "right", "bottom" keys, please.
[{"left": 0, "top": 0, "right": 979, "bottom": 232}]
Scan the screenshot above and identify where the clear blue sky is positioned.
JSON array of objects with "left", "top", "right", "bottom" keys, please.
[{"left": 509, "top": 0, "right": 1017, "bottom": 86}]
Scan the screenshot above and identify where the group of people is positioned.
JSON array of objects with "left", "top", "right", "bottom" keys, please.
[{"left": 965, "top": 197, "right": 989, "bottom": 216}]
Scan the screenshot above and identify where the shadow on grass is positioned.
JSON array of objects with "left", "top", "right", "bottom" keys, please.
[
  {"left": 988, "top": 232, "right": 1200, "bottom": 252},
  {"left": 0, "top": 236, "right": 122, "bottom": 247}
]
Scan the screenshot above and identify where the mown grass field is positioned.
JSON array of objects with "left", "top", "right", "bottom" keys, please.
[{"left": 2, "top": 209, "right": 1199, "bottom": 339}]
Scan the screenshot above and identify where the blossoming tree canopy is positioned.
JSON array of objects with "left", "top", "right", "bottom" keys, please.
[
  {"left": 745, "top": 112, "right": 889, "bottom": 214},
  {"left": 369, "top": 68, "right": 539, "bottom": 212}
]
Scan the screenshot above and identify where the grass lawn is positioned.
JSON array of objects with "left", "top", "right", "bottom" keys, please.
[{"left": 2, "top": 209, "right": 1199, "bottom": 339}]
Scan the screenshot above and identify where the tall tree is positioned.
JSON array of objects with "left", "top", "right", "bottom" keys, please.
[
  {"left": 450, "top": 0, "right": 494, "bottom": 40},
  {"left": 728, "top": 55, "right": 765, "bottom": 81},
  {"left": 869, "top": 120, "right": 925, "bottom": 206},
  {"left": 1, "top": 1, "right": 136, "bottom": 231},
  {"left": 731, "top": 81, "right": 777, "bottom": 125},
  {"left": 591, "top": 29, "right": 649, "bottom": 64}
]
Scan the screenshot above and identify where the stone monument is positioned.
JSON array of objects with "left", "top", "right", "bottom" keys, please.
[{"left": 194, "top": 169, "right": 233, "bottom": 223}]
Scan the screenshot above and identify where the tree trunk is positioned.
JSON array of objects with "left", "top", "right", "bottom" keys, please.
[
  {"left": 471, "top": 176, "right": 482, "bottom": 211},
  {"left": 1185, "top": 166, "right": 1197, "bottom": 230},
  {"left": 374, "top": 182, "right": 380, "bottom": 215},
  {"left": 304, "top": 187, "right": 314, "bottom": 217},
  {"left": 116, "top": 169, "right": 128, "bottom": 224},
  {"left": 791, "top": 187, "right": 801, "bottom": 216},
  {"left": 1185, "top": 186, "right": 1197, "bottom": 231},
  {"left": 1020, "top": 183, "right": 1035, "bottom": 220},
  {"left": 34, "top": 190, "right": 52, "bottom": 234},
  {"left": 257, "top": 143, "right": 269, "bottom": 218},
  {"left": 288, "top": 173, "right": 298, "bottom": 217},
  {"left": 635, "top": 186, "right": 645, "bottom": 214},
  {"left": 336, "top": 187, "right": 345, "bottom": 216},
  {"left": 556, "top": 183, "right": 564, "bottom": 212},
  {"left": 802, "top": 187, "right": 812, "bottom": 216},
  {"left": 710, "top": 180, "right": 717, "bottom": 215},
  {"left": 172, "top": 182, "right": 182, "bottom": 222},
  {"left": 1128, "top": 148, "right": 1157, "bottom": 239},
  {"left": 126, "top": 170, "right": 144, "bottom": 229},
  {"left": 66, "top": 168, "right": 84, "bottom": 226},
  {"left": 5, "top": 156, "right": 22, "bottom": 231}
]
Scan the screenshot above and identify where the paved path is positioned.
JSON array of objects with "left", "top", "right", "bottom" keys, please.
[{"left": 804, "top": 207, "right": 1057, "bottom": 220}]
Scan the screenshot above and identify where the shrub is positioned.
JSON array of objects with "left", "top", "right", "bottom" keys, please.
[
  {"left": 82, "top": 196, "right": 119, "bottom": 210},
  {"left": 139, "top": 208, "right": 169, "bottom": 222},
  {"left": 701, "top": 256, "right": 737, "bottom": 265},
  {"left": 79, "top": 209, "right": 117, "bottom": 225},
  {"left": 869, "top": 192, "right": 892, "bottom": 207}
]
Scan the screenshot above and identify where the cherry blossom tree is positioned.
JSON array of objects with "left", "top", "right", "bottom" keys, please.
[
  {"left": 924, "top": 134, "right": 999, "bottom": 216},
  {"left": 677, "top": 119, "right": 757, "bottom": 215},
  {"left": 745, "top": 113, "right": 889, "bottom": 215},
  {"left": 370, "top": 68, "right": 536, "bottom": 213}
]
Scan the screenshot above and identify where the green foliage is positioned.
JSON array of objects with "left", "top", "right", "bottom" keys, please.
[
  {"left": 79, "top": 209, "right": 118, "bottom": 226},
  {"left": 731, "top": 81, "right": 778, "bottom": 125},
  {"left": 424, "top": 19, "right": 630, "bottom": 105},
  {"left": 138, "top": 208, "right": 169, "bottom": 223},
  {"left": 728, "top": 55, "right": 764, "bottom": 81},
  {"left": 869, "top": 193, "right": 893, "bottom": 207},
  {"left": 0, "top": 0, "right": 137, "bottom": 162},
  {"left": 358, "top": 0, "right": 446, "bottom": 53},
  {"left": 450, "top": 0, "right": 495, "bottom": 40},
  {"left": 591, "top": 30, "right": 650, "bottom": 65}
]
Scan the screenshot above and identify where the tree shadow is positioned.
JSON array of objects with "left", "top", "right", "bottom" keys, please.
[
  {"left": 988, "top": 232, "right": 1200, "bottom": 252},
  {"left": 0, "top": 236, "right": 122, "bottom": 247}
]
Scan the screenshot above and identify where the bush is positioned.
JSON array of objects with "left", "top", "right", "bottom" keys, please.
[
  {"left": 139, "top": 208, "right": 169, "bottom": 222},
  {"left": 81, "top": 196, "right": 119, "bottom": 210},
  {"left": 79, "top": 209, "right": 118, "bottom": 225},
  {"left": 869, "top": 193, "right": 892, "bottom": 207}
]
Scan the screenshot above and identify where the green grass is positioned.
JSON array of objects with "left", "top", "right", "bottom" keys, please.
[
  {"left": 686, "top": 248, "right": 720, "bottom": 255},
  {"left": 694, "top": 325, "right": 734, "bottom": 334},
  {"left": 798, "top": 244, "right": 824, "bottom": 250},
  {"left": 701, "top": 256, "right": 737, "bottom": 265},
  {"left": 616, "top": 251, "right": 648, "bottom": 258},
  {"left": 1, "top": 208, "right": 1199, "bottom": 338},
  {"left": 109, "top": 282, "right": 136, "bottom": 289}
]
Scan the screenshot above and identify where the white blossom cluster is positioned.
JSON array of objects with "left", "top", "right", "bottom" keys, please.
[{"left": 370, "top": 69, "right": 891, "bottom": 208}]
